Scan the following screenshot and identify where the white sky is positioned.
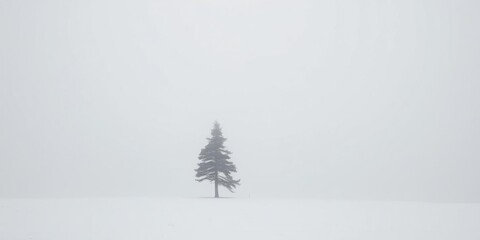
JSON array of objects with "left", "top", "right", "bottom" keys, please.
[{"left": 0, "top": 0, "right": 479, "bottom": 201}]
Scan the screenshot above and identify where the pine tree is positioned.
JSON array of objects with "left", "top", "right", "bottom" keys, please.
[{"left": 195, "top": 122, "right": 240, "bottom": 198}]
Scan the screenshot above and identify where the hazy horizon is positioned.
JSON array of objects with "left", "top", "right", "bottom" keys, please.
[{"left": 1, "top": 0, "right": 479, "bottom": 202}]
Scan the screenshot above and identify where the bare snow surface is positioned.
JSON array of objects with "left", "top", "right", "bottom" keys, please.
[{"left": 0, "top": 198, "right": 479, "bottom": 240}]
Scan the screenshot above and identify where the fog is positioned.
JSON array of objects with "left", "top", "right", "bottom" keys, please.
[{"left": 0, "top": 0, "right": 479, "bottom": 201}]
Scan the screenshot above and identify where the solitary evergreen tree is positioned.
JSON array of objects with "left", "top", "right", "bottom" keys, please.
[{"left": 195, "top": 122, "right": 240, "bottom": 198}]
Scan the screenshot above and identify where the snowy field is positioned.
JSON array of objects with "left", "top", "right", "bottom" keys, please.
[{"left": 0, "top": 198, "right": 479, "bottom": 240}]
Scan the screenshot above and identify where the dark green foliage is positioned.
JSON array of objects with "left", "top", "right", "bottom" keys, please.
[{"left": 195, "top": 122, "right": 240, "bottom": 197}]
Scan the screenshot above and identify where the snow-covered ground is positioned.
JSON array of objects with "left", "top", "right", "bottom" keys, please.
[{"left": 0, "top": 198, "right": 478, "bottom": 240}]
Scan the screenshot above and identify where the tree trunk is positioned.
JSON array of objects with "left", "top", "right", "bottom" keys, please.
[{"left": 214, "top": 172, "right": 219, "bottom": 198}]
